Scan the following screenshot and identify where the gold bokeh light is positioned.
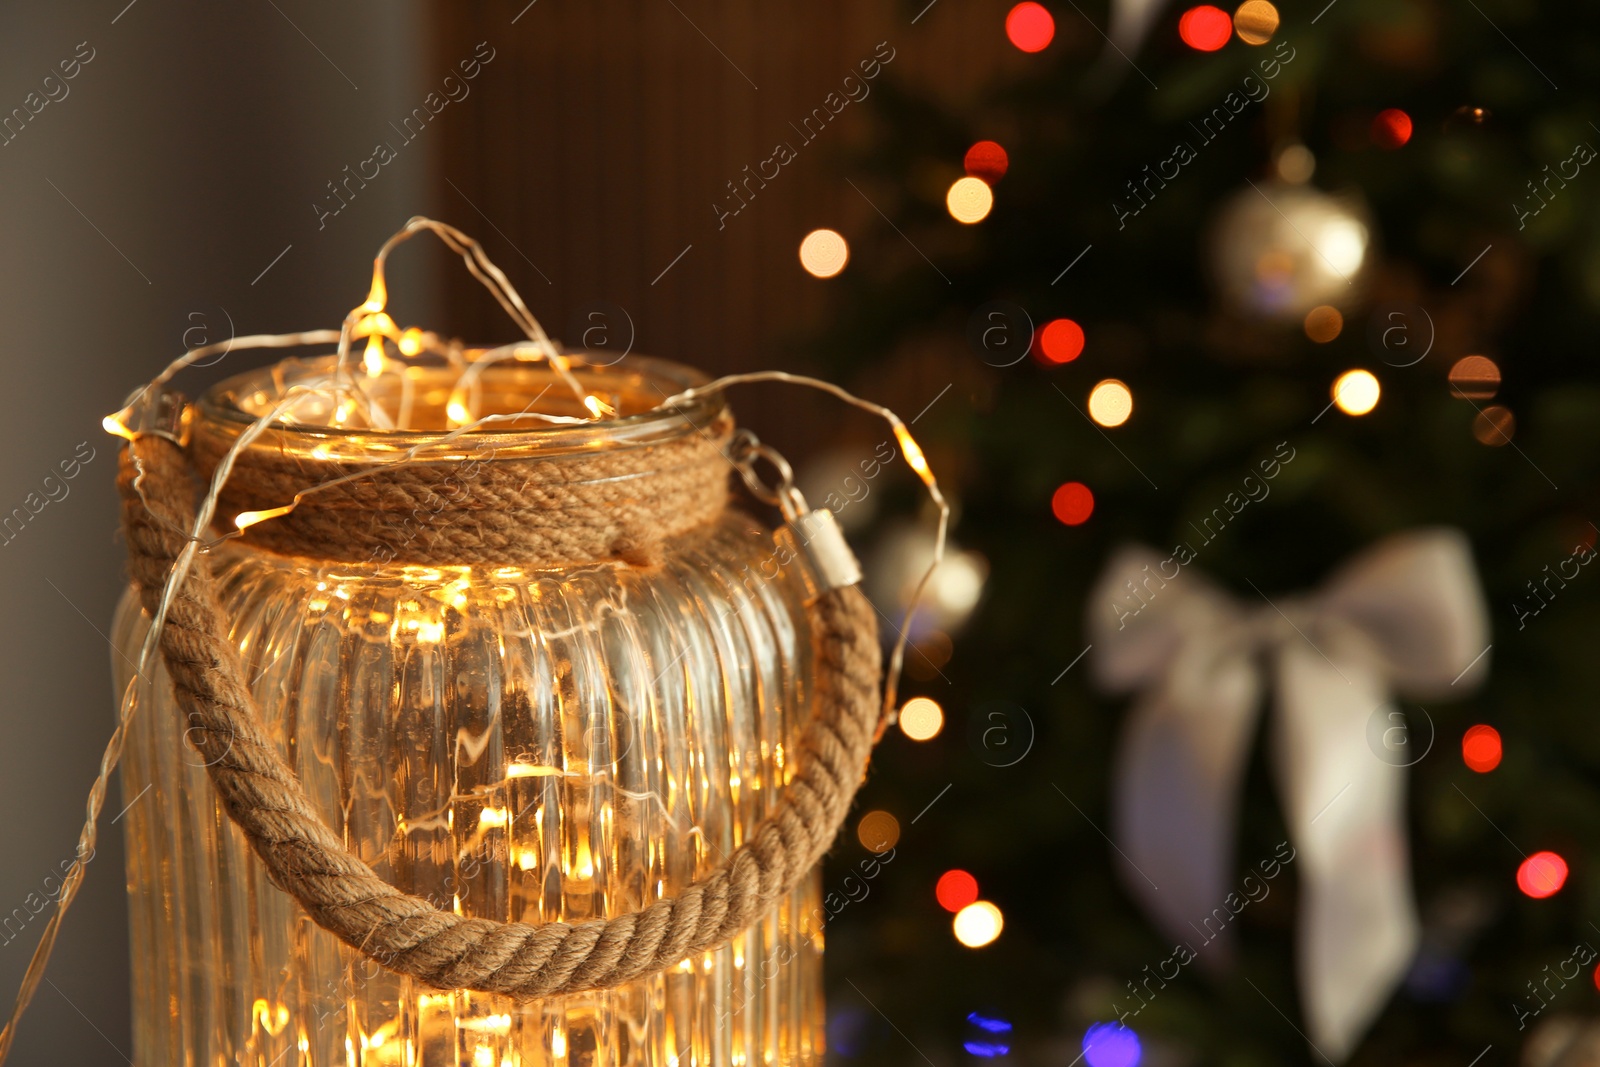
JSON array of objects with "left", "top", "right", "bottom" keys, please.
[
  {"left": 899, "top": 697, "right": 945, "bottom": 741},
  {"left": 856, "top": 810, "right": 901, "bottom": 853},
  {"left": 1233, "top": 0, "right": 1280, "bottom": 44},
  {"left": 953, "top": 901, "right": 1004, "bottom": 947},
  {"left": 1449, "top": 355, "right": 1501, "bottom": 400},
  {"left": 946, "top": 177, "right": 994, "bottom": 224},
  {"left": 1304, "top": 305, "right": 1343, "bottom": 343},
  {"left": 1088, "top": 379, "right": 1133, "bottom": 427},
  {"left": 1473, "top": 405, "right": 1515, "bottom": 446},
  {"left": 798, "top": 228, "right": 850, "bottom": 278},
  {"left": 1332, "top": 369, "right": 1380, "bottom": 416}
]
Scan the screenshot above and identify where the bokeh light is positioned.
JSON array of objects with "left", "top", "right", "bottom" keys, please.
[
  {"left": 1232, "top": 0, "right": 1279, "bottom": 44},
  {"left": 964, "top": 1038, "right": 1010, "bottom": 1058},
  {"left": 930, "top": 551, "right": 986, "bottom": 624},
  {"left": 1517, "top": 851, "right": 1569, "bottom": 899},
  {"left": 1372, "top": 108, "right": 1413, "bottom": 149},
  {"left": 1449, "top": 355, "right": 1501, "bottom": 400},
  {"left": 968, "top": 1012, "right": 1012, "bottom": 1034},
  {"left": 1303, "top": 305, "right": 1343, "bottom": 343},
  {"left": 1462, "top": 724, "right": 1502, "bottom": 773},
  {"left": 953, "top": 901, "right": 1004, "bottom": 947},
  {"left": 1332, "top": 369, "right": 1380, "bottom": 416},
  {"left": 1179, "top": 6, "right": 1232, "bottom": 51},
  {"left": 1006, "top": 2, "right": 1056, "bottom": 52},
  {"left": 1038, "top": 318, "right": 1086, "bottom": 363},
  {"left": 798, "top": 228, "right": 849, "bottom": 278},
  {"left": 947, "top": 176, "right": 995, "bottom": 224},
  {"left": 937, "top": 869, "right": 980, "bottom": 912},
  {"left": 1318, "top": 217, "right": 1369, "bottom": 277},
  {"left": 899, "top": 696, "right": 945, "bottom": 741},
  {"left": 856, "top": 810, "right": 900, "bottom": 853},
  {"left": 1473, "top": 405, "right": 1515, "bottom": 446},
  {"left": 963, "top": 1011, "right": 1013, "bottom": 1057},
  {"left": 1275, "top": 143, "right": 1316, "bottom": 183},
  {"left": 965, "top": 140, "right": 1010, "bottom": 184},
  {"left": 1083, "top": 1022, "right": 1142, "bottom": 1067},
  {"left": 828, "top": 1008, "right": 872, "bottom": 1058},
  {"left": 1052, "top": 482, "right": 1094, "bottom": 526},
  {"left": 1088, "top": 379, "right": 1134, "bottom": 427}
]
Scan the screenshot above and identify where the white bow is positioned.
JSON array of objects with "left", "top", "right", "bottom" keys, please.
[{"left": 1086, "top": 528, "right": 1490, "bottom": 1061}]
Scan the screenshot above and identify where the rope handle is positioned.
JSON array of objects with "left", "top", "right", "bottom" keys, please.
[{"left": 118, "top": 434, "right": 883, "bottom": 999}]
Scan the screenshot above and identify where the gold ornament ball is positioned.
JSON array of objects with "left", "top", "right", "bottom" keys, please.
[{"left": 1207, "top": 181, "right": 1371, "bottom": 321}]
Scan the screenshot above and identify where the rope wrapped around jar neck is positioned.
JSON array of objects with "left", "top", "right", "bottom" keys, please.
[{"left": 191, "top": 408, "right": 735, "bottom": 568}]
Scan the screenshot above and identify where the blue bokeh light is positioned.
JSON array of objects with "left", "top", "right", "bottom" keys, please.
[
  {"left": 828, "top": 1007, "right": 872, "bottom": 1057},
  {"left": 963, "top": 1039, "right": 1012, "bottom": 1057},
  {"left": 966, "top": 1012, "right": 1014, "bottom": 1034},
  {"left": 1083, "top": 1022, "right": 1142, "bottom": 1067}
]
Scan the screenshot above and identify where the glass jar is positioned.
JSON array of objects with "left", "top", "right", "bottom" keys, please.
[{"left": 111, "top": 355, "right": 825, "bottom": 1067}]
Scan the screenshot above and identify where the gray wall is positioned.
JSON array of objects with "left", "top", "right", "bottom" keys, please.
[{"left": 0, "top": 3, "right": 432, "bottom": 1062}]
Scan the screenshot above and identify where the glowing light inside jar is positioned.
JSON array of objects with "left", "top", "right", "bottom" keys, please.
[
  {"left": 362, "top": 273, "right": 387, "bottom": 314},
  {"left": 235, "top": 505, "right": 296, "bottom": 531},
  {"left": 363, "top": 334, "right": 386, "bottom": 378},
  {"left": 252, "top": 998, "right": 290, "bottom": 1036}
]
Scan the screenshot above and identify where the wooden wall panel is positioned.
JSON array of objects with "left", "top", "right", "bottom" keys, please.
[{"left": 427, "top": 0, "right": 1019, "bottom": 399}]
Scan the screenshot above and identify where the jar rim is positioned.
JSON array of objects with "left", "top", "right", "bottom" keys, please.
[{"left": 195, "top": 353, "right": 728, "bottom": 461}]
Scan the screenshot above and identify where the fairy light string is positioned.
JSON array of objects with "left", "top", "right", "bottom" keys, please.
[{"left": 0, "top": 216, "right": 946, "bottom": 1061}]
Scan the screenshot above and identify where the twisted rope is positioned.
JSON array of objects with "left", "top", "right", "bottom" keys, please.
[
  {"left": 189, "top": 411, "right": 734, "bottom": 568},
  {"left": 118, "top": 433, "right": 881, "bottom": 999}
]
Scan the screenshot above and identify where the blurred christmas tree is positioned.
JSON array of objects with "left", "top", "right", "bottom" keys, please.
[{"left": 808, "top": 1, "right": 1600, "bottom": 1064}]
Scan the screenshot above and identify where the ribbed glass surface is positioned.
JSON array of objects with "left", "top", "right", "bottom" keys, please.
[{"left": 112, "top": 512, "right": 824, "bottom": 1067}]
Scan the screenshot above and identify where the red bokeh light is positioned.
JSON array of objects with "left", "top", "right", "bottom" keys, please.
[
  {"left": 1052, "top": 482, "right": 1094, "bottom": 526},
  {"left": 965, "top": 140, "right": 1011, "bottom": 184},
  {"left": 1462, "top": 724, "right": 1502, "bottom": 773},
  {"left": 1517, "top": 851, "right": 1569, "bottom": 899},
  {"left": 1372, "top": 108, "right": 1413, "bottom": 149},
  {"left": 1179, "top": 6, "right": 1233, "bottom": 51},
  {"left": 1006, "top": 2, "right": 1056, "bottom": 53},
  {"left": 936, "top": 869, "right": 980, "bottom": 913},
  {"left": 1037, "top": 318, "right": 1085, "bottom": 364}
]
